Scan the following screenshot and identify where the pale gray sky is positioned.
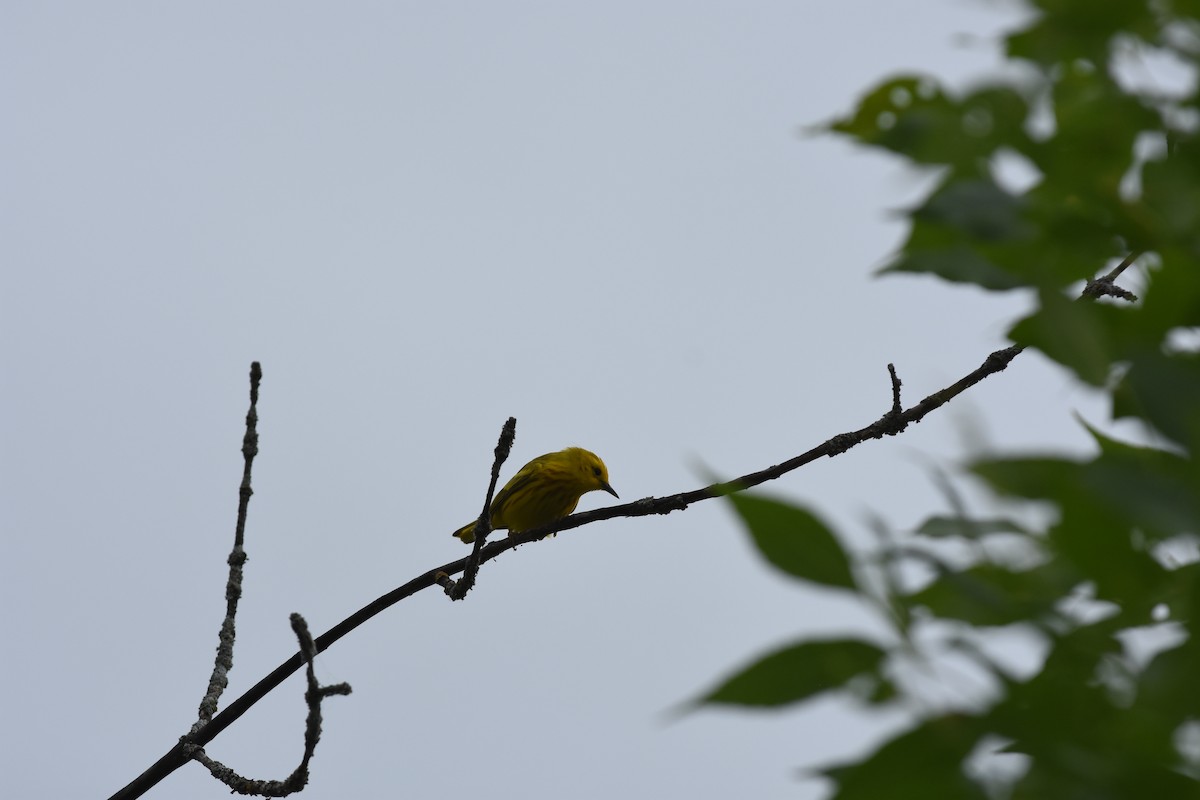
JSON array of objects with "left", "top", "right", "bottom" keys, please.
[{"left": 3, "top": 3, "right": 1105, "bottom": 798}]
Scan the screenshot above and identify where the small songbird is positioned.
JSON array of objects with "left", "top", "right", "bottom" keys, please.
[{"left": 453, "top": 447, "right": 618, "bottom": 543}]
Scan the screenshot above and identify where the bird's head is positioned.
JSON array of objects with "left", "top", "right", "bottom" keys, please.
[{"left": 568, "top": 447, "right": 619, "bottom": 499}]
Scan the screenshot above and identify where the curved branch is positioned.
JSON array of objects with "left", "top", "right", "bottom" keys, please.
[{"left": 107, "top": 341, "right": 1021, "bottom": 800}]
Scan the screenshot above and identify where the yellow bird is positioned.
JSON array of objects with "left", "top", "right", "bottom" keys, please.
[{"left": 453, "top": 447, "right": 618, "bottom": 543}]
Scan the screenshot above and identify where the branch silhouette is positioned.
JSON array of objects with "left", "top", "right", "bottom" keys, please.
[
  {"left": 193, "top": 361, "right": 261, "bottom": 732},
  {"left": 440, "top": 416, "right": 517, "bottom": 600},
  {"left": 183, "top": 613, "right": 351, "bottom": 796},
  {"left": 109, "top": 341, "right": 1024, "bottom": 800}
]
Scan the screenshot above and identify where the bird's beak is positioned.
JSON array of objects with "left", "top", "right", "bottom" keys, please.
[{"left": 601, "top": 481, "right": 619, "bottom": 499}]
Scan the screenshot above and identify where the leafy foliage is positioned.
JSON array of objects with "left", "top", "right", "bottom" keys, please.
[
  {"left": 702, "top": 1, "right": 1200, "bottom": 796},
  {"left": 698, "top": 638, "right": 888, "bottom": 709},
  {"left": 725, "top": 492, "right": 858, "bottom": 590}
]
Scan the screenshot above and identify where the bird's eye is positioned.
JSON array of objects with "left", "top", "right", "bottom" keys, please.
[{"left": 592, "top": 466, "right": 602, "bottom": 476}]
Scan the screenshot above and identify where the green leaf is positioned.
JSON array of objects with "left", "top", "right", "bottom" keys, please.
[
  {"left": 914, "top": 515, "right": 1031, "bottom": 539},
  {"left": 725, "top": 493, "right": 857, "bottom": 590},
  {"left": 881, "top": 243, "right": 1026, "bottom": 290},
  {"left": 709, "top": 2, "right": 1200, "bottom": 795},
  {"left": 1065, "top": 507, "right": 1164, "bottom": 607},
  {"left": 992, "top": 621, "right": 1196, "bottom": 796},
  {"left": 881, "top": 176, "right": 1032, "bottom": 290},
  {"left": 884, "top": 175, "right": 1131, "bottom": 291},
  {"left": 1137, "top": 252, "right": 1200, "bottom": 339},
  {"left": 1014, "top": 756, "right": 1200, "bottom": 798},
  {"left": 1008, "top": 289, "right": 1122, "bottom": 386},
  {"left": 1003, "top": 180, "right": 1132, "bottom": 285},
  {"left": 915, "top": 178, "right": 1033, "bottom": 242},
  {"left": 818, "top": 715, "right": 989, "bottom": 800},
  {"left": 1139, "top": 633, "right": 1200, "bottom": 722},
  {"left": 1035, "top": 66, "right": 1160, "bottom": 194},
  {"left": 972, "top": 456, "right": 1081, "bottom": 501},
  {"left": 828, "top": 76, "right": 1030, "bottom": 169},
  {"left": 1112, "top": 348, "right": 1200, "bottom": 448},
  {"left": 905, "top": 561, "right": 1074, "bottom": 627},
  {"left": 1006, "top": 2, "right": 1158, "bottom": 66},
  {"left": 699, "top": 638, "right": 887, "bottom": 708},
  {"left": 1079, "top": 423, "right": 1200, "bottom": 541},
  {"left": 972, "top": 451, "right": 1170, "bottom": 604},
  {"left": 1139, "top": 142, "right": 1200, "bottom": 251}
]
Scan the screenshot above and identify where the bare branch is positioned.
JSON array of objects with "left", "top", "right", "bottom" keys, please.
[
  {"left": 108, "top": 340, "right": 1027, "bottom": 800},
  {"left": 111, "top": 261, "right": 1134, "bottom": 799},
  {"left": 1082, "top": 252, "right": 1140, "bottom": 302},
  {"left": 443, "top": 417, "right": 517, "bottom": 600},
  {"left": 183, "top": 614, "right": 351, "bottom": 796},
  {"left": 194, "top": 361, "right": 262, "bottom": 731}
]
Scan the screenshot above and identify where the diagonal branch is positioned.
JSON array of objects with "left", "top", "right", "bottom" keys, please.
[{"left": 107, "top": 340, "right": 1022, "bottom": 800}]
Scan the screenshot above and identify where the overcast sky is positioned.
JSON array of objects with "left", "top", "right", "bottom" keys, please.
[{"left": 2, "top": 2, "right": 1118, "bottom": 798}]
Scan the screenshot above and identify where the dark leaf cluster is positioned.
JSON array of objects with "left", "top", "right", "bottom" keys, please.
[{"left": 702, "top": 2, "right": 1200, "bottom": 796}]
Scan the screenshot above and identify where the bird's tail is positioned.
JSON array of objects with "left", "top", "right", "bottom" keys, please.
[{"left": 452, "top": 522, "right": 476, "bottom": 543}]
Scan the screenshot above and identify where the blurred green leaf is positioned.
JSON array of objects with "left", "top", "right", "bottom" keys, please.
[
  {"left": 711, "top": 1, "right": 1200, "bottom": 795},
  {"left": 992, "top": 621, "right": 1195, "bottom": 796},
  {"left": 882, "top": 243, "right": 1026, "bottom": 290},
  {"left": 1005, "top": 181, "right": 1132, "bottom": 284},
  {"left": 1139, "top": 633, "right": 1200, "bottom": 723},
  {"left": 906, "top": 561, "right": 1075, "bottom": 626},
  {"left": 975, "top": 451, "right": 1170, "bottom": 605},
  {"left": 971, "top": 456, "right": 1081, "bottom": 501},
  {"left": 1048, "top": 513, "right": 1164, "bottom": 608},
  {"left": 1006, "top": 1, "right": 1157, "bottom": 65},
  {"left": 1013, "top": 753, "right": 1200, "bottom": 798},
  {"left": 915, "top": 515, "right": 1031, "bottom": 539},
  {"left": 1137, "top": 253, "right": 1200, "bottom": 338},
  {"left": 1112, "top": 348, "right": 1200, "bottom": 448},
  {"left": 699, "top": 638, "right": 887, "bottom": 709},
  {"left": 1008, "top": 290, "right": 1124, "bottom": 385},
  {"left": 1140, "top": 142, "right": 1200, "bottom": 251},
  {"left": 882, "top": 175, "right": 1032, "bottom": 289},
  {"left": 1035, "top": 66, "right": 1159, "bottom": 195},
  {"left": 828, "top": 76, "right": 1031, "bottom": 168},
  {"left": 725, "top": 493, "right": 857, "bottom": 590},
  {"left": 884, "top": 177, "right": 1133, "bottom": 291},
  {"left": 1079, "top": 421, "right": 1200, "bottom": 540},
  {"left": 818, "top": 715, "right": 989, "bottom": 800},
  {"left": 918, "top": 178, "right": 1033, "bottom": 242}
]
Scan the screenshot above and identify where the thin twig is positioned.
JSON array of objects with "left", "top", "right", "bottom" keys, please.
[
  {"left": 193, "top": 361, "right": 262, "bottom": 732},
  {"left": 182, "top": 614, "right": 352, "bottom": 796},
  {"left": 443, "top": 417, "right": 517, "bottom": 600},
  {"left": 1082, "top": 252, "right": 1140, "bottom": 301}
]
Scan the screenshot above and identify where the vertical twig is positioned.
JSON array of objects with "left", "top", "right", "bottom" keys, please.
[
  {"left": 441, "top": 417, "right": 517, "bottom": 600},
  {"left": 193, "top": 362, "right": 262, "bottom": 732}
]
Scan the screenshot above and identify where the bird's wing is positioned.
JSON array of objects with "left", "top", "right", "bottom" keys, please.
[{"left": 489, "top": 454, "right": 554, "bottom": 527}]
